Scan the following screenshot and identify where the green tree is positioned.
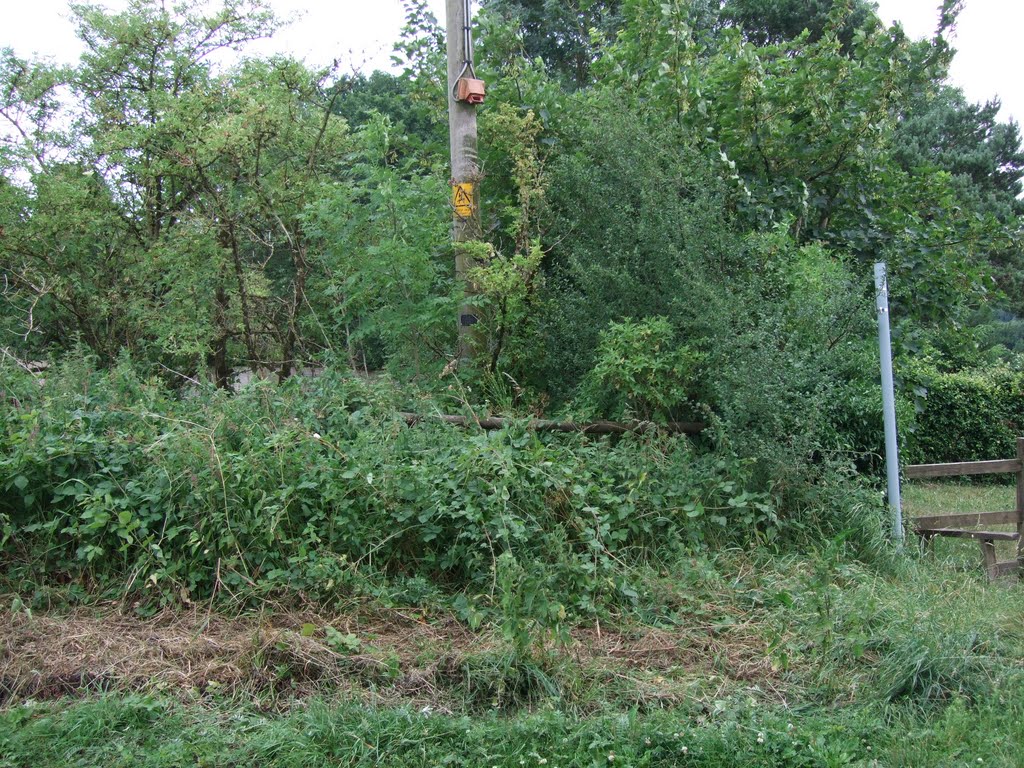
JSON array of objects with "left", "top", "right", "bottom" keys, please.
[
  {"left": 304, "top": 114, "right": 454, "bottom": 377},
  {"left": 720, "top": 0, "right": 876, "bottom": 48},
  {"left": 330, "top": 71, "right": 443, "bottom": 158},
  {"left": 1, "top": 0, "right": 278, "bottom": 372},
  {"left": 600, "top": 0, "right": 999, "bottom": 332},
  {"left": 1, "top": 0, "right": 351, "bottom": 384},
  {"left": 892, "top": 86, "right": 1024, "bottom": 311},
  {"left": 481, "top": 0, "right": 623, "bottom": 87},
  {"left": 894, "top": 87, "right": 1023, "bottom": 222}
]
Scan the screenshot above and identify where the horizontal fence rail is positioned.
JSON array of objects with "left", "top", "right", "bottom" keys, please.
[
  {"left": 904, "top": 459, "right": 1022, "bottom": 479},
  {"left": 912, "top": 511, "right": 1019, "bottom": 528},
  {"left": 914, "top": 529, "right": 1020, "bottom": 541},
  {"left": 904, "top": 437, "right": 1024, "bottom": 581}
]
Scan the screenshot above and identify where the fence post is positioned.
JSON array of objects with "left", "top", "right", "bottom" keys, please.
[{"left": 1016, "top": 437, "right": 1024, "bottom": 571}]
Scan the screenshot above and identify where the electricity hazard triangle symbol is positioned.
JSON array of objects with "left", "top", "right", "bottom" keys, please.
[{"left": 453, "top": 183, "right": 475, "bottom": 219}]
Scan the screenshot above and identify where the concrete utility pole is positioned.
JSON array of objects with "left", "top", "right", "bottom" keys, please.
[{"left": 446, "top": 0, "right": 483, "bottom": 363}]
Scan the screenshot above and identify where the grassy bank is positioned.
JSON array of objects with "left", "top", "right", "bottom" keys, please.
[
  {"left": 3, "top": 544, "right": 1024, "bottom": 767},
  {"left": 4, "top": 690, "right": 1024, "bottom": 768}
]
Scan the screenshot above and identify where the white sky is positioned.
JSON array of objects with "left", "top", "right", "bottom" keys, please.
[
  {"left": 874, "top": 0, "right": 1022, "bottom": 123},
  {"left": 1, "top": 0, "right": 1020, "bottom": 123}
]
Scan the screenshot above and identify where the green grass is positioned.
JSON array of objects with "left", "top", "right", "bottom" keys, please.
[
  {"left": 4, "top": 483, "right": 1024, "bottom": 767},
  {"left": 904, "top": 481, "right": 1019, "bottom": 569},
  {"left": 903, "top": 482, "right": 1016, "bottom": 518},
  {"left": 3, "top": 686, "right": 1024, "bottom": 768},
  {"left": 4, "top": 551, "right": 1024, "bottom": 768}
]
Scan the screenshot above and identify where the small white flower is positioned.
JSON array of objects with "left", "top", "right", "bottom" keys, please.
[
  {"left": 366, "top": 472, "right": 374, "bottom": 485},
  {"left": 681, "top": 746, "right": 688, "bottom": 754},
  {"left": 538, "top": 760, "right": 547, "bottom": 766},
  {"left": 312, "top": 432, "right": 321, "bottom": 440},
  {"left": 757, "top": 732, "right": 765, "bottom": 745},
  {"left": 644, "top": 737, "right": 651, "bottom": 746},
  {"left": 786, "top": 723, "right": 794, "bottom": 732},
  {"left": 607, "top": 753, "right": 615, "bottom": 762}
]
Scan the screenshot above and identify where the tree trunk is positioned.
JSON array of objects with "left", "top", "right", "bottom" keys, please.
[
  {"left": 278, "top": 242, "right": 308, "bottom": 381},
  {"left": 208, "top": 285, "right": 231, "bottom": 389}
]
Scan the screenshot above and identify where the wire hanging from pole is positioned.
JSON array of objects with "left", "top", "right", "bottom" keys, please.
[
  {"left": 453, "top": 0, "right": 478, "bottom": 96},
  {"left": 463, "top": 0, "right": 474, "bottom": 68}
]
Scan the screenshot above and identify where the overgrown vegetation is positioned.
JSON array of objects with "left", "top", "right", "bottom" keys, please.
[
  {"left": 1, "top": 356, "right": 785, "bottom": 617},
  {"left": 2, "top": 0, "right": 1024, "bottom": 764}
]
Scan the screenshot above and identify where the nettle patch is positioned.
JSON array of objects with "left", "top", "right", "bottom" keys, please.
[{"left": 1, "top": 361, "right": 777, "bottom": 627}]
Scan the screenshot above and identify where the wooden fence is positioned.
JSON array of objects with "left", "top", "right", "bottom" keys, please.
[{"left": 905, "top": 437, "right": 1024, "bottom": 580}]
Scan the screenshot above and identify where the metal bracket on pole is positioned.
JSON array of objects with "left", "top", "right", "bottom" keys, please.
[{"left": 875, "top": 262, "right": 903, "bottom": 544}]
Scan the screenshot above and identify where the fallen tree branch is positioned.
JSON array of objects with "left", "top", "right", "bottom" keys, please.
[{"left": 398, "top": 412, "right": 703, "bottom": 435}]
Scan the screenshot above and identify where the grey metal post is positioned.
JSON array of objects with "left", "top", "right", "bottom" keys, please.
[{"left": 874, "top": 262, "right": 903, "bottom": 543}]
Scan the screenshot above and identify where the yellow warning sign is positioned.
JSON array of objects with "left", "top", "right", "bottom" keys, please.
[{"left": 453, "top": 183, "right": 475, "bottom": 219}]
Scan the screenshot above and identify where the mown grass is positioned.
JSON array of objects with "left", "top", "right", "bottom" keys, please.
[
  {"left": 3, "top": 555, "right": 1024, "bottom": 766},
  {"left": 904, "top": 481, "right": 1019, "bottom": 568},
  {"left": 903, "top": 481, "right": 1016, "bottom": 517},
  {"left": 3, "top": 487, "right": 1024, "bottom": 767}
]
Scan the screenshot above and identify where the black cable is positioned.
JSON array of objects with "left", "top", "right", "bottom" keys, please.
[
  {"left": 464, "top": 0, "right": 473, "bottom": 65},
  {"left": 453, "top": 0, "right": 478, "bottom": 97}
]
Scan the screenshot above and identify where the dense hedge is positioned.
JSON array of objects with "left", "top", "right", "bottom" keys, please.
[{"left": 901, "top": 361, "right": 1024, "bottom": 464}]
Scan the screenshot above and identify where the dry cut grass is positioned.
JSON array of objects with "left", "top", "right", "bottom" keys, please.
[{"left": 0, "top": 601, "right": 780, "bottom": 714}]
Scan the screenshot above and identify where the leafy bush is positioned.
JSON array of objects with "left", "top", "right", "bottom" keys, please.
[
  {"left": 534, "top": 101, "right": 741, "bottom": 402},
  {"left": 575, "top": 317, "right": 702, "bottom": 422},
  {"left": 533, "top": 105, "right": 892, "bottom": 534}
]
